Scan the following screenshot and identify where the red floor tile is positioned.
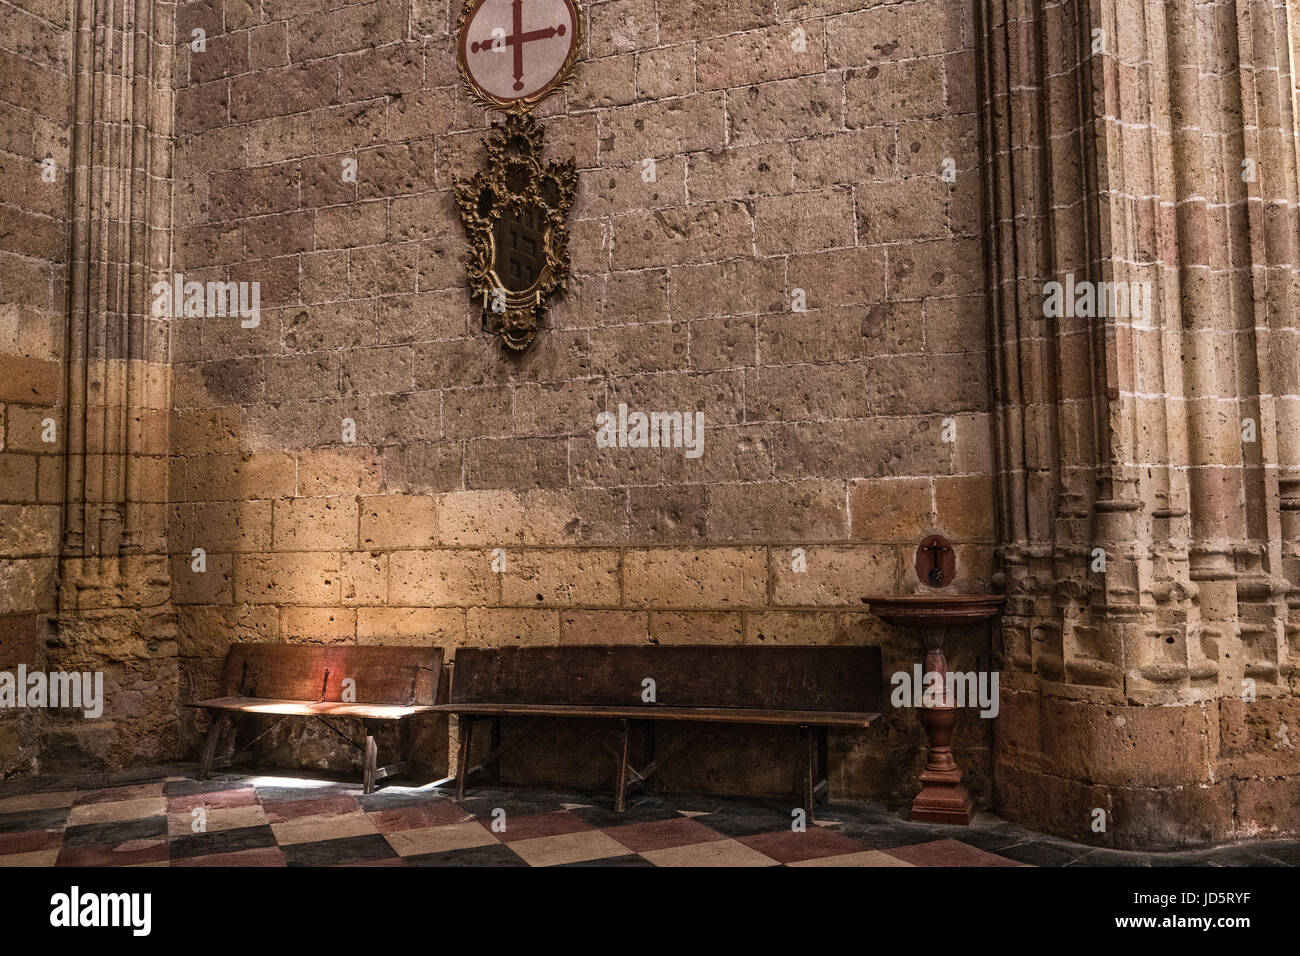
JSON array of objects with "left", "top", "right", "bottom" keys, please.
[
  {"left": 885, "top": 838, "right": 1029, "bottom": 867},
  {"left": 56, "top": 839, "right": 171, "bottom": 867},
  {"left": 262, "top": 794, "right": 361, "bottom": 823},
  {"left": 605, "top": 817, "right": 728, "bottom": 853},
  {"left": 333, "top": 857, "right": 409, "bottom": 867},
  {"left": 0, "top": 829, "right": 62, "bottom": 855},
  {"left": 368, "top": 801, "right": 476, "bottom": 833},
  {"left": 495, "top": 810, "right": 595, "bottom": 842},
  {"left": 737, "top": 826, "right": 871, "bottom": 864},
  {"left": 172, "top": 847, "right": 288, "bottom": 867},
  {"left": 167, "top": 788, "right": 262, "bottom": 813}
]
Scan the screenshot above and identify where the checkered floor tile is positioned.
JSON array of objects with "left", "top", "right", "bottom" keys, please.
[{"left": 0, "top": 771, "right": 1296, "bottom": 867}]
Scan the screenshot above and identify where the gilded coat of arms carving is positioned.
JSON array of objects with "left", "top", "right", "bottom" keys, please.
[
  {"left": 453, "top": 0, "right": 582, "bottom": 351},
  {"left": 453, "top": 113, "right": 577, "bottom": 351}
]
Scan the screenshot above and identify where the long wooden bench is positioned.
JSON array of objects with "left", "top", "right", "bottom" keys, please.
[
  {"left": 189, "top": 644, "right": 443, "bottom": 794},
  {"left": 430, "top": 645, "right": 882, "bottom": 818}
]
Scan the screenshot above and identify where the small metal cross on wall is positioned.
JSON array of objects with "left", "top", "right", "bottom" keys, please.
[{"left": 915, "top": 534, "right": 955, "bottom": 588}]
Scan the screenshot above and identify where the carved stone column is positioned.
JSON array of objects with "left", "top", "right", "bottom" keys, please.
[
  {"left": 978, "top": 0, "right": 1300, "bottom": 848},
  {"left": 49, "top": 0, "right": 178, "bottom": 770}
]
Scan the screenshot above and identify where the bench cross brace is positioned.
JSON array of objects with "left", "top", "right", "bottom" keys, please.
[
  {"left": 454, "top": 715, "right": 534, "bottom": 800},
  {"left": 201, "top": 712, "right": 298, "bottom": 777},
  {"left": 197, "top": 709, "right": 411, "bottom": 795},
  {"left": 600, "top": 720, "right": 702, "bottom": 813},
  {"left": 447, "top": 715, "right": 834, "bottom": 818}
]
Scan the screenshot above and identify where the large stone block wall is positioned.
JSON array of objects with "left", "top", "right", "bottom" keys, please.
[
  {"left": 4, "top": 0, "right": 1296, "bottom": 853},
  {"left": 166, "top": 0, "right": 998, "bottom": 803},
  {"left": 0, "top": 0, "right": 74, "bottom": 779}
]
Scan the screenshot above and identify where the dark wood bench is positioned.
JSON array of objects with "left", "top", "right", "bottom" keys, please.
[
  {"left": 429, "top": 645, "right": 882, "bottom": 818},
  {"left": 189, "top": 644, "right": 443, "bottom": 794}
]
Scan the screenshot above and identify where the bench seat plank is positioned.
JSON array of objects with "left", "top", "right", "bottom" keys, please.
[
  {"left": 192, "top": 696, "right": 440, "bottom": 720},
  {"left": 429, "top": 702, "right": 880, "bottom": 728}
]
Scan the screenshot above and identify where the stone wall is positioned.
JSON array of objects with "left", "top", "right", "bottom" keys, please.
[
  {"left": 167, "top": 0, "right": 996, "bottom": 803},
  {"left": 5, "top": 0, "right": 1297, "bottom": 853},
  {"left": 0, "top": 0, "right": 73, "bottom": 778}
]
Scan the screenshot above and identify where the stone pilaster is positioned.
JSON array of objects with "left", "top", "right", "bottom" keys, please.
[
  {"left": 48, "top": 0, "right": 178, "bottom": 771},
  {"left": 979, "top": 0, "right": 1300, "bottom": 847}
]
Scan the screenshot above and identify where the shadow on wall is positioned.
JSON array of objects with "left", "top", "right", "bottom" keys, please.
[{"left": 164, "top": 338, "right": 997, "bottom": 802}]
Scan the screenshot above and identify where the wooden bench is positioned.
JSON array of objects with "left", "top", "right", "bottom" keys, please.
[
  {"left": 430, "top": 645, "right": 882, "bottom": 817},
  {"left": 189, "top": 644, "right": 443, "bottom": 794}
]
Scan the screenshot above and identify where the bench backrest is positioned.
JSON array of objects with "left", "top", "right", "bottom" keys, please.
[
  {"left": 450, "top": 646, "right": 882, "bottom": 713},
  {"left": 221, "top": 644, "right": 443, "bottom": 706}
]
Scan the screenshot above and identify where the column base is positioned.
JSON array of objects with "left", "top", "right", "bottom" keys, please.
[{"left": 910, "top": 782, "right": 973, "bottom": 825}]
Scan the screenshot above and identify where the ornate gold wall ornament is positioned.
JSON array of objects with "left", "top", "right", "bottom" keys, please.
[
  {"left": 453, "top": 112, "right": 577, "bottom": 351},
  {"left": 454, "top": 0, "right": 582, "bottom": 350}
]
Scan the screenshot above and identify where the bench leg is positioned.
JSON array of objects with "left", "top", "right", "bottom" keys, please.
[
  {"left": 598, "top": 722, "right": 686, "bottom": 805},
  {"left": 489, "top": 716, "right": 502, "bottom": 784},
  {"left": 198, "top": 712, "right": 232, "bottom": 780},
  {"left": 800, "top": 725, "right": 815, "bottom": 824},
  {"left": 362, "top": 723, "right": 378, "bottom": 795},
  {"left": 455, "top": 716, "right": 474, "bottom": 802},
  {"left": 401, "top": 717, "right": 412, "bottom": 777},
  {"left": 613, "top": 720, "right": 631, "bottom": 813},
  {"left": 816, "top": 726, "right": 830, "bottom": 805}
]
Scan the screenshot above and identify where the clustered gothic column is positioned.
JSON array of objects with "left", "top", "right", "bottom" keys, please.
[
  {"left": 50, "top": 0, "right": 177, "bottom": 769},
  {"left": 978, "top": 0, "right": 1300, "bottom": 848}
]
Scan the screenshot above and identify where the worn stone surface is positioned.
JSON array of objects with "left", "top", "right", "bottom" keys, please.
[
  {"left": 0, "top": 0, "right": 1296, "bottom": 851},
  {"left": 983, "top": 0, "right": 1300, "bottom": 849},
  {"left": 0, "top": 0, "right": 75, "bottom": 778}
]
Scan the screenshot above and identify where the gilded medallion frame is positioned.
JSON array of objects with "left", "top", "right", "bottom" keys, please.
[
  {"left": 453, "top": 112, "right": 578, "bottom": 352},
  {"left": 455, "top": 0, "right": 585, "bottom": 114}
]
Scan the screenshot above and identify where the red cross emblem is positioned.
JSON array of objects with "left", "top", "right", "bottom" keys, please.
[
  {"left": 470, "top": 0, "right": 567, "bottom": 92},
  {"left": 458, "top": 0, "right": 581, "bottom": 109}
]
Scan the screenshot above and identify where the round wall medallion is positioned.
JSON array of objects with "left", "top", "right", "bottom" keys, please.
[{"left": 457, "top": 0, "right": 582, "bottom": 111}]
